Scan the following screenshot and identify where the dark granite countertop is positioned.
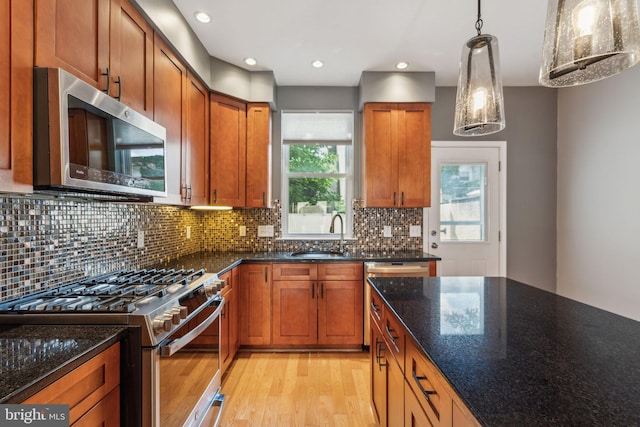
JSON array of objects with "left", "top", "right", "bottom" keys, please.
[
  {"left": 0, "top": 325, "right": 126, "bottom": 403},
  {"left": 156, "top": 250, "right": 439, "bottom": 275},
  {"left": 368, "top": 276, "right": 640, "bottom": 426}
]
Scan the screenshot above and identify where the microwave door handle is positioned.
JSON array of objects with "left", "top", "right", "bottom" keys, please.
[{"left": 159, "top": 300, "right": 224, "bottom": 357}]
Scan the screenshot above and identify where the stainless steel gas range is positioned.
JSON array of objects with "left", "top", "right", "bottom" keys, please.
[{"left": 0, "top": 268, "right": 226, "bottom": 427}]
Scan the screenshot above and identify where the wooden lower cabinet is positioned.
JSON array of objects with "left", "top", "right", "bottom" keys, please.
[
  {"left": 369, "top": 284, "right": 482, "bottom": 427},
  {"left": 23, "top": 342, "right": 120, "bottom": 426},
  {"left": 220, "top": 268, "right": 238, "bottom": 373},
  {"left": 405, "top": 381, "right": 432, "bottom": 427},
  {"left": 370, "top": 320, "right": 387, "bottom": 426},
  {"left": 238, "top": 263, "right": 271, "bottom": 346},
  {"left": 272, "top": 262, "right": 363, "bottom": 347}
]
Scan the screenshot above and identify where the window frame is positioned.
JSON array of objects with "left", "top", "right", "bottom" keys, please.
[{"left": 280, "top": 110, "right": 354, "bottom": 240}]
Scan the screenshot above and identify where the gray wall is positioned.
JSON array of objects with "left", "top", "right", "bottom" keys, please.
[
  {"left": 432, "top": 87, "right": 558, "bottom": 292},
  {"left": 557, "top": 66, "right": 640, "bottom": 321}
]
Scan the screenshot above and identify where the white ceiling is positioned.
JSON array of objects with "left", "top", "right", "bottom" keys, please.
[{"left": 172, "top": 0, "right": 549, "bottom": 87}]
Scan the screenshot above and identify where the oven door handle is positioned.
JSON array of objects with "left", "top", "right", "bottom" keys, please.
[{"left": 159, "top": 300, "right": 225, "bottom": 357}]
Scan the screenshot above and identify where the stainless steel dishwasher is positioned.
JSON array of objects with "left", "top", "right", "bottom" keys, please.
[{"left": 364, "top": 261, "right": 433, "bottom": 346}]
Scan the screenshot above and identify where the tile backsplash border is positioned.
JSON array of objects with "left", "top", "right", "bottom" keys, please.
[{"left": 1, "top": 196, "right": 423, "bottom": 301}]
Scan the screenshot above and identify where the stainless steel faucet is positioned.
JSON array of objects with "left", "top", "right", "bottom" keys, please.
[{"left": 329, "top": 213, "right": 344, "bottom": 252}]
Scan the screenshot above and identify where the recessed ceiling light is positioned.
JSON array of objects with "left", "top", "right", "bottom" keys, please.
[
  {"left": 194, "top": 11, "right": 211, "bottom": 23},
  {"left": 244, "top": 57, "right": 257, "bottom": 66},
  {"left": 311, "top": 60, "right": 324, "bottom": 68},
  {"left": 396, "top": 62, "right": 409, "bottom": 70}
]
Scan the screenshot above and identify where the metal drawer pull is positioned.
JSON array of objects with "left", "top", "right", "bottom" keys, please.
[
  {"left": 376, "top": 339, "right": 387, "bottom": 370},
  {"left": 413, "top": 370, "right": 436, "bottom": 402},
  {"left": 312, "top": 282, "right": 315, "bottom": 299},
  {"left": 385, "top": 325, "right": 400, "bottom": 353},
  {"left": 370, "top": 302, "right": 381, "bottom": 320}
]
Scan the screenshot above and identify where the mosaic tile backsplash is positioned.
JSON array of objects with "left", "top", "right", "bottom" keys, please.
[{"left": 1, "top": 196, "right": 422, "bottom": 301}]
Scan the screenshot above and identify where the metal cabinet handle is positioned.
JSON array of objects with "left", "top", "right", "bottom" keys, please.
[
  {"left": 114, "top": 76, "right": 122, "bottom": 101},
  {"left": 213, "top": 189, "right": 217, "bottom": 204},
  {"left": 393, "top": 192, "right": 397, "bottom": 206},
  {"left": 320, "top": 283, "right": 324, "bottom": 298},
  {"left": 101, "top": 68, "right": 111, "bottom": 96},
  {"left": 264, "top": 266, "right": 268, "bottom": 283},
  {"left": 401, "top": 192, "right": 405, "bottom": 206},
  {"left": 370, "top": 302, "right": 381, "bottom": 321},
  {"left": 412, "top": 370, "right": 436, "bottom": 402},
  {"left": 312, "top": 282, "right": 315, "bottom": 299},
  {"left": 376, "top": 339, "right": 387, "bottom": 369},
  {"left": 187, "top": 185, "right": 192, "bottom": 203},
  {"left": 385, "top": 325, "right": 400, "bottom": 353},
  {"left": 262, "top": 192, "right": 266, "bottom": 207}
]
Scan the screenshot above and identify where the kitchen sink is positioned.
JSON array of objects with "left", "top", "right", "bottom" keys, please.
[{"left": 289, "top": 250, "right": 346, "bottom": 258}]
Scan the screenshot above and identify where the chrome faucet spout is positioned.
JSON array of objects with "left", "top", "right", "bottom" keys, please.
[{"left": 329, "top": 213, "right": 344, "bottom": 252}]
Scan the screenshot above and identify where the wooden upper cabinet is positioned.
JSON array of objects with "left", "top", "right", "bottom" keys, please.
[
  {"left": 109, "top": 0, "right": 153, "bottom": 117},
  {"left": 0, "top": 0, "right": 33, "bottom": 193},
  {"left": 363, "top": 103, "right": 431, "bottom": 208},
  {"left": 183, "top": 72, "right": 209, "bottom": 205},
  {"left": 246, "top": 103, "right": 272, "bottom": 208},
  {"left": 210, "top": 93, "right": 247, "bottom": 207},
  {"left": 35, "top": 0, "right": 110, "bottom": 90},
  {"left": 153, "top": 34, "right": 187, "bottom": 205}
]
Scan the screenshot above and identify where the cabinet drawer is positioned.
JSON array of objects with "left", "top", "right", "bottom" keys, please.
[
  {"left": 406, "top": 339, "right": 452, "bottom": 427},
  {"left": 383, "top": 308, "right": 405, "bottom": 367},
  {"left": 24, "top": 342, "right": 120, "bottom": 425},
  {"left": 317, "top": 262, "right": 363, "bottom": 281},
  {"left": 369, "top": 288, "right": 385, "bottom": 330},
  {"left": 72, "top": 386, "right": 120, "bottom": 427},
  {"left": 273, "top": 263, "right": 317, "bottom": 281}
]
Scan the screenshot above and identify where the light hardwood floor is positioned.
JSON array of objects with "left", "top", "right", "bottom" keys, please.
[{"left": 217, "top": 351, "right": 377, "bottom": 427}]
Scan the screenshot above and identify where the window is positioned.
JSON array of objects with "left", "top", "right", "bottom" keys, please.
[
  {"left": 439, "top": 163, "right": 486, "bottom": 241},
  {"left": 281, "top": 111, "right": 354, "bottom": 238}
]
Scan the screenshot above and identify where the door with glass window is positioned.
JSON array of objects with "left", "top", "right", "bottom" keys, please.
[{"left": 427, "top": 144, "right": 504, "bottom": 276}]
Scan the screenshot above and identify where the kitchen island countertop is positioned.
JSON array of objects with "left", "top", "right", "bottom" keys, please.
[
  {"left": 0, "top": 325, "right": 126, "bottom": 403},
  {"left": 368, "top": 276, "right": 640, "bottom": 426}
]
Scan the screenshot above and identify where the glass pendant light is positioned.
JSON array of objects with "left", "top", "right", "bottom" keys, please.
[
  {"left": 539, "top": 0, "right": 640, "bottom": 87},
  {"left": 454, "top": 0, "right": 505, "bottom": 136}
]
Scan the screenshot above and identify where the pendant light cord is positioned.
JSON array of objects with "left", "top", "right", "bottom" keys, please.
[{"left": 475, "top": 0, "right": 483, "bottom": 35}]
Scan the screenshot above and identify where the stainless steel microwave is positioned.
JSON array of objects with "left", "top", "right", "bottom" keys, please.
[{"left": 34, "top": 67, "right": 167, "bottom": 199}]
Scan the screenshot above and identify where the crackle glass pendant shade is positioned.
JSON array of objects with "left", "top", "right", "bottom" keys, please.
[
  {"left": 454, "top": 34, "right": 506, "bottom": 137},
  {"left": 540, "top": 0, "right": 640, "bottom": 87}
]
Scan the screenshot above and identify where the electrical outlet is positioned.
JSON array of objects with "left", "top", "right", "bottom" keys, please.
[
  {"left": 383, "top": 225, "right": 392, "bottom": 238},
  {"left": 239, "top": 225, "right": 247, "bottom": 237},
  {"left": 410, "top": 225, "right": 421, "bottom": 237},
  {"left": 137, "top": 230, "right": 144, "bottom": 249},
  {"left": 186, "top": 226, "right": 191, "bottom": 240},
  {"left": 257, "top": 225, "right": 274, "bottom": 237}
]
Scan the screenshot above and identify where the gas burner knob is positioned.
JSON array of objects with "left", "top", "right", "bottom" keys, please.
[
  {"left": 153, "top": 316, "right": 173, "bottom": 334},
  {"left": 166, "top": 309, "right": 181, "bottom": 325},
  {"left": 173, "top": 305, "right": 188, "bottom": 319},
  {"left": 204, "top": 282, "right": 218, "bottom": 297}
]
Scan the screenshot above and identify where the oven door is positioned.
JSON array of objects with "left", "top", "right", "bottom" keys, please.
[{"left": 143, "top": 299, "right": 225, "bottom": 427}]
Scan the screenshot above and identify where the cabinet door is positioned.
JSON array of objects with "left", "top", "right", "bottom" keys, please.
[
  {"left": 109, "top": 0, "right": 153, "bottom": 117},
  {"left": 363, "top": 103, "right": 399, "bottom": 208},
  {"left": 246, "top": 103, "right": 272, "bottom": 207},
  {"left": 317, "top": 280, "right": 363, "bottom": 345},
  {"left": 388, "top": 357, "right": 405, "bottom": 427},
  {"left": 272, "top": 280, "right": 317, "bottom": 345},
  {"left": 405, "top": 382, "right": 432, "bottom": 427},
  {"left": 238, "top": 264, "right": 271, "bottom": 345},
  {"left": 210, "top": 93, "right": 246, "bottom": 207},
  {"left": 0, "top": 0, "right": 33, "bottom": 193},
  {"left": 398, "top": 103, "right": 431, "bottom": 207},
  {"left": 73, "top": 386, "right": 120, "bottom": 427},
  {"left": 230, "top": 267, "right": 240, "bottom": 355},
  {"left": 153, "top": 34, "right": 187, "bottom": 205},
  {"left": 220, "top": 285, "right": 232, "bottom": 372},
  {"left": 371, "top": 321, "right": 388, "bottom": 427},
  {"left": 35, "top": 0, "right": 110, "bottom": 89},
  {"left": 184, "top": 72, "right": 210, "bottom": 205}
]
